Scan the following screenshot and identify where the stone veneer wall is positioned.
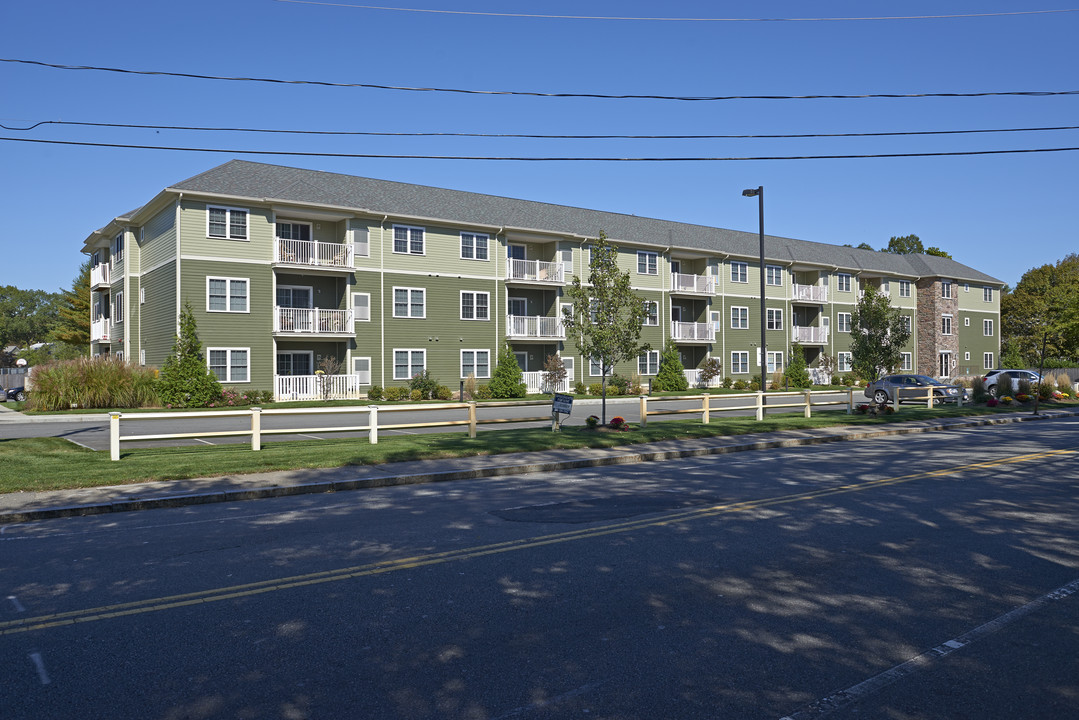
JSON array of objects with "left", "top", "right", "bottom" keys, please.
[{"left": 915, "top": 278, "right": 959, "bottom": 377}]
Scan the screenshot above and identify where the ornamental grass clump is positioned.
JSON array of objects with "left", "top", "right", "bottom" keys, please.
[{"left": 26, "top": 356, "right": 158, "bottom": 411}]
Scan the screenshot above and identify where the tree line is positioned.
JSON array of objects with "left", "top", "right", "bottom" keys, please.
[{"left": 0, "top": 261, "right": 89, "bottom": 366}]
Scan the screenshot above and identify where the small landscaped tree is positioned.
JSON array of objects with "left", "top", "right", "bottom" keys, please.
[
  {"left": 157, "top": 301, "right": 222, "bottom": 408},
  {"left": 785, "top": 342, "right": 811, "bottom": 388},
  {"left": 653, "top": 341, "right": 689, "bottom": 391},
  {"left": 561, "top": 232, "right": 650, "bottom": 423},
  {"left": 489, "top": 342, "right": 527, "bottom": 398},
  {"left": 542, "top": 353, "right": 567, "bottom": 394},
  {"left": 849, "top": 285, "right": 912, "bottom": 381}
]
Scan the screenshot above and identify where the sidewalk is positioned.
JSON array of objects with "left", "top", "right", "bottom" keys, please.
[{"left": 3, "top": 409, "right": 1076, "bottom": 525}]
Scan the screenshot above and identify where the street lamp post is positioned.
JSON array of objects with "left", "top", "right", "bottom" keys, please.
[{"left": 742, "top": 186, "right": 766, "bottom": 410}]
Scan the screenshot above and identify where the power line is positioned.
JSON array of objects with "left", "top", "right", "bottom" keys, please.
[
  {"left": 4, "top": 58, "right": 1078, "bottom": 102},
  {"left": 3, "top": 135, "right": 1078, "bottom": 161},
  {"left": 276, "top": 2, "right": 1079, "bottom": 23},
  {"left": 4, "top": 118, "right": 1079, "bottom": 140}
]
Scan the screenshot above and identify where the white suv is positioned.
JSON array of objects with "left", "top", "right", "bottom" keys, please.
[{"left": 982, "top": 369, "right": 1043, "bottom": 398}]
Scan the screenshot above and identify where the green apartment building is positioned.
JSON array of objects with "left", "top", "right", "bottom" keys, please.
[{"left": 82, "top": 160, "right": 1003, "bottom": 400}]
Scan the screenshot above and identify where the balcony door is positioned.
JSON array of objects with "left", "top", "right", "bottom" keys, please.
[
  {"left": 277, "top": 351, "right": 313, "bottom": 377},
  {"left": 277, "top": 286, "right": 312, "bottom": 332}
]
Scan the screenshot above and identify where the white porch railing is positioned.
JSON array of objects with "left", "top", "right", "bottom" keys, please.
[
  {"left": 506, "top": 315, "right": 565, "bottom": 340},
  {"left": 507, "top": 258, "right": 565, "bottom": 283},
  {"left": 90, "top": 263, "right": 111, "bottom": 288},
  {"left": 670, "top": 321, "right": 714, "bottom": 342},
  {"left": 670, "top": 273, "right": 715, "bottom": 294},
  {"left": 792, "top": 326, "right": 829, "bottom": 344},
  {"left": 809, "top": 367, "right": 833, "bottom": 386},
  {"left": 683, "top": 369, "right": 724, "bottom": 388},
  {"left": 275, "top": 239, "right": 353, "bottom": 269},
  {"left": 274, "top": 307, "right": 353, "bottom": 334},
  {"left": 91, "top": 318, "right": 111, "bottom": 343},
  {"left": 275, "top": 374, "right": 365, "bottom": 401},
  {"left": 521, "top": 371, "right": 573, "bottom": 394},
  {"left": 792, "top": 284, "right": 828, "bottom": 303}
]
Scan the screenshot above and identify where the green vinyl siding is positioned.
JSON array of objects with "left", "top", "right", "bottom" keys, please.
[
  {"left": 140, "top": 204, "right": 177, "bottom": 270},
  {"left": 140, "top": 261, "right": 177, "bottom": 368},
  {"left": 180, "top": 200, "right": 274, "bottom": 262}
]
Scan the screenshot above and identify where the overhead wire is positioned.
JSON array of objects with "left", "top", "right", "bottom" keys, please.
[
  {"left": 4, "top": 119, "right": 1079, "bottom": 140},
  {"left": 3, "top": 58, "right": 1078, "bottom": 101},
  {"left": 3, "top": 135, "right": 1077, "bottom": 161}
]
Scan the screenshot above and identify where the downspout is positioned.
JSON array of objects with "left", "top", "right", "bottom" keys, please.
[
  {"left": 175, "top": 194, "right": 183, "bottom": 337},
  {"left": 380, "top": 215, "right": 387, "bottom": 388},
  {"left": 496, "top": 226, "right": 504, "bottom": 358}
]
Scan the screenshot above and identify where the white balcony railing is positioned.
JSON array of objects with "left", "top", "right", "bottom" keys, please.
[
  {"left": 275, "top": 374, "right": 365, "bottom": 401},
  {"left": 506, "top": 314, "right": 565, "bottom": 340},
  {"left": 274, "top": 307, "right": 354, "bottom": 334},
  {"left": 507, "top": 259, "right": 565, "bottom": 284},
  {"left": 670, "top": 321, "right": 714, "bottom": 342},
  {"left": 90, "top": 263, "right": 111, "bottom": 288},
  {"left": 683, "top": 369, "right": 724, "bottom": 388},
  {"left": 792, "top": 284, "right": 828, "bottom": 303},
  {"left": 275, "top": 239, "right": 353, "bottom": 269},
  {"left": 670, "top": 273, "right": 715, "bottom": 295},
  {"left": 521, "top": 371, "right": 573, "bottom": 394},
  {"left": 91, "top": 318, "right": 111, "bottom": 343},
  {"left": 792, "top": 326, "right": 829, "bottom": 344}
]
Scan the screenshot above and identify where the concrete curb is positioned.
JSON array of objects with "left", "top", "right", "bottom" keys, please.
[{"left": 2, "top": 409, "right": 1076, "bottom": 525}]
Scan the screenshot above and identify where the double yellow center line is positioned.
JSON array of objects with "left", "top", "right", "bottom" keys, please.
[{"left": 2, "top": 448, "right": 1072, "bottom": 636}]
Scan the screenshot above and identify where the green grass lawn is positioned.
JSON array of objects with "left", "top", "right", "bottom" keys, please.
[{"left": 3, "top": 403, "right": 1071, "bottom": 494}]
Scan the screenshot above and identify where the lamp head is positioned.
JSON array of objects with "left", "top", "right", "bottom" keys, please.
[{"left": 742, "top": 188, "right": 761, "bottom": 197}]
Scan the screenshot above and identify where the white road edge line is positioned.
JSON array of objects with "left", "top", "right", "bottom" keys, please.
[
  {"left": 778, "top": 576, "right": 1079, "bottom": 720},
  {"left": 28, "top": 652, "right": 51, "bottom": 685}
]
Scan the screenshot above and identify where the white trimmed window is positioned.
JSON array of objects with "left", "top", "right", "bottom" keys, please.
[
  {"left": 983, "top": 287, "right": 993, "bottom": 302},
  {"left": 461, "top": 350, "right": 491, "bottom": 379},
  {"left": 901, "top": 315, "right": 912, "bottom": 332},
  {"left": 766, "top": 265, "right": 783, "bottom": 286},
  {"left": 112, "top": 232, "right": 125, "bottom": 264},
  {"left": 731, "top": 306, "right": 749, "bottom": 329},
  {"left": 637, "top": 251, "right": 658, "bottom": 275},
  {"left": 643, "top": 301, "right": 659, "bottom": 326},
  {"left": 942, "top": 315, "right": 953, "bottom": 335},
  {"left": 837, "top": 312, "right": 852, "bottom": 333},
  {"left": 352, "top": 357, "right": 372, "bottom": 385},
  {"left": 766, "top": 351, "right": 784, "bottom": 373},
  {"left": 941, "top": 281, "right": 953, "bottom": 299},
  {"left": 208, "top": 348, "right": 249, "bottom": 383},
  {"left": 838, "top": 352, "right": 852, "bottom": 373},
  {"left": 983, "top": 319, "right": 993, "bottom": 336},
  {"left": 766, "top": 308, "right": 782, "bottom": 330},
  {"left": 461, "top": 232, "right": 489, "bottom": 261},
  {"left": 965, "top": 351, "right": 971, "bottom": 361},
  {"left": 730, "top": 262, "right": 748, "bottom": 283},
  {"left": 899, "top": 280, "right": 911, "bottom": 298},
  {"left": 638, "top": 350, "right": 660, "bottom": 375},
  {"left": 207, "top": 206, "right": 248, "bottom": 240},
  {"left": 393, "top": 225, "right": 425, "bottom": 255},
  {"left": 984, "top": 352, "right": 994, "bottom": 370},
  {"left": 207, "top": 277, "right": 249, "bottom": 313},
  {"left": 901, "top": 352, "right": 913, "bottom": 371},
  {"left": 393, "top": 287, "right": 425, "bottom": 318},
  {"left": 461, "top": 291, "right": 490, "bottom": 320},
  {"left": 837, "top": 273, "right": 852, "bottom": 292},
  {"left": 393, "top": 349, "right": 425, "bottom": 380},
  {"left": 352, "top": 222, "right": 370, "bottom": 259},
  {"left": 731, "top": 351, "right": 749, "bottom": 374},
  {"left": 114, "top": 291, "right": 124, "bottom": 323},
  {"left": 352, "top": 293, "right": 370, "bottom": 322},
  {"left": 964, "top": 317, "right": 970, "bottom": 327},
  {"left": 140, "top": 287, "right": 146, "bottom": 304}
]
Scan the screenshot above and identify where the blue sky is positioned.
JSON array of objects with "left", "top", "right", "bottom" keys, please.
[{"left": 2, "top": 1, "right": 1077, "bottom": 293}]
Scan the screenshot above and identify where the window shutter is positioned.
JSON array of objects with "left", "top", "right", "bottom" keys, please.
[{"left": 353, "top": 357, "right": 371, "bottom": 384}]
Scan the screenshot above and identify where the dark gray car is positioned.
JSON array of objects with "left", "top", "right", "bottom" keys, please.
[{"left": 864, "top": 374, "right": 968, "bottom": 405}]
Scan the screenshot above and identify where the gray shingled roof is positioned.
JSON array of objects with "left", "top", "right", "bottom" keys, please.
[{"left": 168, "top": 160, "right": 1002, "bottom": 285}]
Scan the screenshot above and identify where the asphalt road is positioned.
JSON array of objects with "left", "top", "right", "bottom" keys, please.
[
  {"left": 2, "top": 418, "right": 1077, "bottom": 719},
  {"left": 0, "top": 391, "right": 852, "bottom": 451}
]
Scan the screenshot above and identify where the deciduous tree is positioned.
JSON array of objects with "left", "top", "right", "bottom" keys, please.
[{"left": 849, "top": 285, "right": 912, "bottom": 380}]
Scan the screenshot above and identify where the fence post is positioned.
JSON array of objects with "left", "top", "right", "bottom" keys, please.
[
  {"left": 251, "top": 407, "right": 261, "bottom": 451},
  {"left": 639, "top": 395, "right": 648, "bottom": 428},
  {"left": 110, "top": 412, "right": 121, "bottom": 461},
  {"left": 893, "top": 392, "right": 899, "bottom": 413},
  {"left": 756, "top": 391, "right": 764, "bottom": 422},
  {"left": 804, "top": 390, "right": 812, "bottom": 418},
  {"left": 368, "top": 404, "right": 379, "bottom": 444},
  {"left": 702, "top": 393, "right": 710, "bottom": 424},
  {"left": 926, "top": 389, "right": 933, "bottom": 409},
  {"left": 468, "top": 402, "right": 477, "bottom": 438},
  {"left": 847, "top": 387, "right": 854, "bottom": 414}
]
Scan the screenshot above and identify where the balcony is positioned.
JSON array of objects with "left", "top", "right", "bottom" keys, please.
[
  {"left": 792, "top": 284, "right": 828, "bottom": 303},
  {"left": 91, "top": 318, "right": 111, "bottom": 343},
  {"left": 506, "top": 314, "right": 565, "bottom": 341},
  {"left": 274, "top": 238, "right": 353, "bottom": 272},
  {"left": 273, "top": 307, "right": 354, "bottom": 336},
  {"left": 670, "top": 273, "right": 715, "bottom": 296},
  {"left": 90, "top": 263, "right": 111, "bottom": 290},
  {"left": 670, "top": 321, "right": 714, "bottom": 343},
  {"left": 792, "top": 326, "right": 829, "bottom": 344},
  {"left": 506, "top": 259, "right": 565, "bottom": 285}
]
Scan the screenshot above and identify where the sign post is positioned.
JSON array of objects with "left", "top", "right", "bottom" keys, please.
[{"left": 551, "top": 393, "right": 573, "bottom": 431}]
